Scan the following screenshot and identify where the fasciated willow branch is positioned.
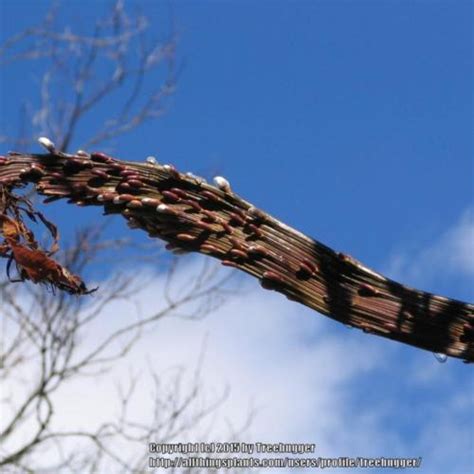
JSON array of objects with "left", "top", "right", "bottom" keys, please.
[{"left": 0, "top": 145, "right": 472, "bottom": 363}]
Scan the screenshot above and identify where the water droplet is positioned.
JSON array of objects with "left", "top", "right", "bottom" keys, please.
[
  {"left": 146, "top": 156, "right": 157, "bottom": 164},
  {"left": 433, "top": 353, "right": 448, "bottom": 363}
]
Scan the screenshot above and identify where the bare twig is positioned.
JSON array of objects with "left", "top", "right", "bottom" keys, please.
[
  {"left": 0, "top": 224, "right": 237, "bottom": 470},
  {"left": 0, "top": 0, "right": 177, "bottom": 152}
]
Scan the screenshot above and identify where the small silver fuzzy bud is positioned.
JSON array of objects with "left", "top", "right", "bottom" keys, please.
[
  {"left": 38, "top": 136, "right": 56, "bottom": 152},
  {"left": 156, "top": 204, "right": 169, "bottom": 213},
  {"left": 213, "top": 176, "right": 231, "bottom": 193}
]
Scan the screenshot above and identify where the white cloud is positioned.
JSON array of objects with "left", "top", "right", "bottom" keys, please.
[{"left": 386, "top": 208, "right": 474, "bottom": 286}]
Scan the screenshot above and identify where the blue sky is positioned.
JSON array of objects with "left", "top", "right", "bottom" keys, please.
[{"left": 0, "top": 1, "right": 473, "bottom": 473}]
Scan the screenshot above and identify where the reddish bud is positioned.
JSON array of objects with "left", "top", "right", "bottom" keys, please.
[
  {"left": 162, "top": 190, "right": 181, "bottom": 202},
  {"left": 91, "top": 152, "right": 114, "bottom": 163},
  {"left": 229, "top": 249, "right": 247, "bottom": 260},
  {"left": 176, "top": 233, "right": 197, "bottom": 242},
  {"left": 200, "top": 244, "right": 221, "bottom": 254}
]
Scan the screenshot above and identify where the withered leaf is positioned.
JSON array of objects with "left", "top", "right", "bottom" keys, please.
[
  {"left": 9, "top": 243, "right": 92, "bottom": 294},
  {"left": 0, "top": 188, "right": 92, "bottom": 295}
]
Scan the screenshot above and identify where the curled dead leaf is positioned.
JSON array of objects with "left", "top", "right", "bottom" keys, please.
[{"left": 0, "top": 188, "right": 93, "bottom": 295}]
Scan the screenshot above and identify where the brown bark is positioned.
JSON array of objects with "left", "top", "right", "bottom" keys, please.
[{"left": 1, "top": 147, "right": 473, "bottom": 362}]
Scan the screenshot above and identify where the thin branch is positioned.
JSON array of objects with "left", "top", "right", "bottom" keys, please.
[{"left": 0, "top": 0, "right": 176, "bottom": 152}]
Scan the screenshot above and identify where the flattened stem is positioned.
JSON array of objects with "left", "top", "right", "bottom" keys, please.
[{"left": 1, "top": 150, "right": 473, "bottom": 362}]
